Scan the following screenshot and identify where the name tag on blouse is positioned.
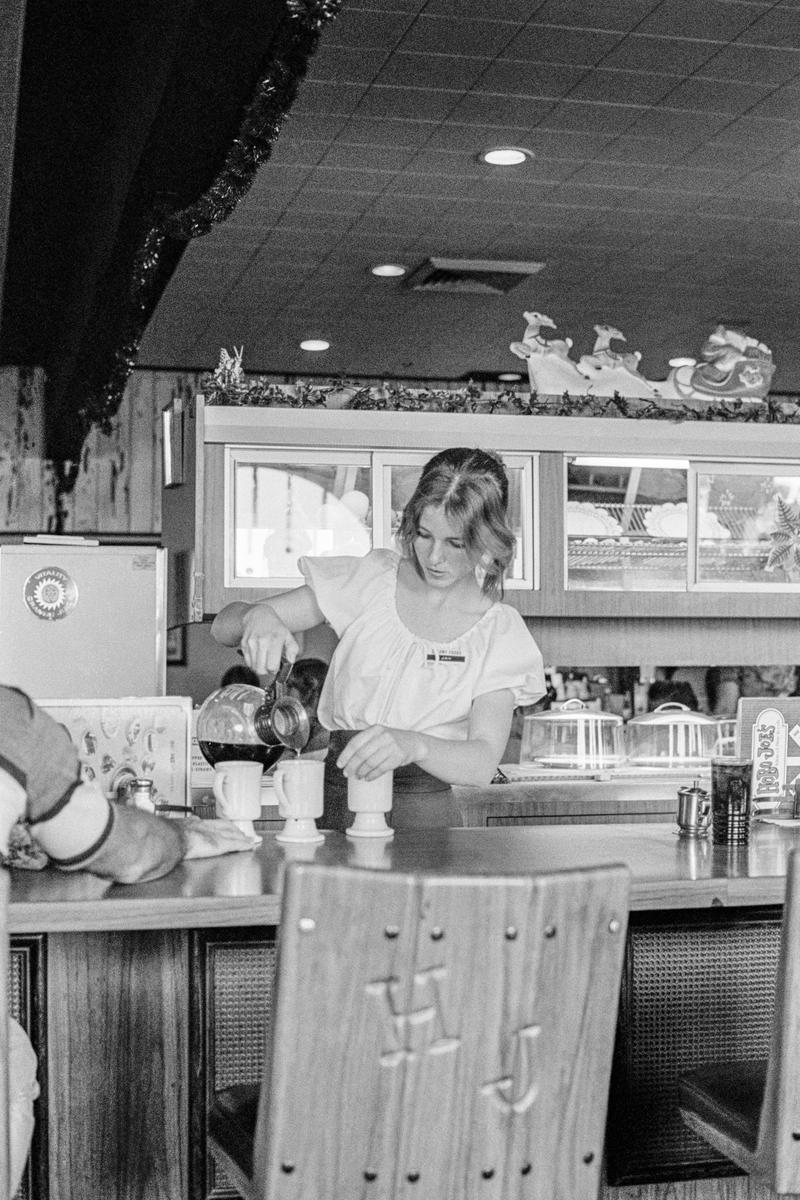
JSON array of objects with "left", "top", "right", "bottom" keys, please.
[{"left": 426, "top": 652, "right": 466, "bottom": 663}]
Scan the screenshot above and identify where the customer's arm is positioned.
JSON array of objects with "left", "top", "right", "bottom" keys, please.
[
  {"left": 0, "top": 685, "right": 255, "bottom": 885},
  {"left": 211, "top": 585, "right": 325, "bottom": 674},
  {"left": 25, "top": 779, "right": 256, "bottom": 883}
]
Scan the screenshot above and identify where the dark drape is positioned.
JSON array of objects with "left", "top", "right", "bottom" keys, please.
[{"left": 0, "top": 0, "right": 338, "bottom": 472}]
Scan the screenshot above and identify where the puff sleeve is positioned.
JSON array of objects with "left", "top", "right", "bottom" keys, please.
[
  {"left": 473, "top": 606, "right": 546, "bottom": 708},
  {"left": 298, "top": 550, "right": 395, "bottom": 637}
]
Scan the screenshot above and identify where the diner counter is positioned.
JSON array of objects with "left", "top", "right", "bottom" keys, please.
[{"left": 8, "top": 819, "right": 800, "bottom": 933}]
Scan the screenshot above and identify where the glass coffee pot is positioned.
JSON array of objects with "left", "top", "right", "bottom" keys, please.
[{"left": 196, "top": 662, "right": 312, "bottom": 770}]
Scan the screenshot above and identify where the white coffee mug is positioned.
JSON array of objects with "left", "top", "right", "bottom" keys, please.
[
  {"left": 273, "top": 757, "right": 324, "bottom": 844},
  {"left": 347, "top": 771, "right": 393, "bottom": 838},
  {"left": 212, "top": 761, "right": 263, "bottom": 840}
]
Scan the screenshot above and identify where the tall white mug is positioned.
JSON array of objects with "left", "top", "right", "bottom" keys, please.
[
  {"left": 273, "top": 757, "right": 325, "bottom": 844},
  {"left": 212, "top": 761, "right": 263, "bottom": 841},
  {"left": 347, "top": 771, "right": 394, "bottom": 838}
]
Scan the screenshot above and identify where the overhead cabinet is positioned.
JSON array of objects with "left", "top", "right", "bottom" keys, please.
[{"left": 161, "top": 396, "right": 800, "bottom": 628}]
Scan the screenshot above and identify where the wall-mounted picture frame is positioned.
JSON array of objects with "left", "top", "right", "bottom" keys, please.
[
  {"left": 166, "top": 624, "right": 186, "bottom": 666},
  {"left": 161, "top": 398, "right": 184, "bottom": 487}
]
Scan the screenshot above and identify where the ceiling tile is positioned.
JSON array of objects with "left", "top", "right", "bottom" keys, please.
[
  {"left": 290, "top": 80, "right": 369, "bottom": 116},
  {"left": 600, "top": 132, "right": 709, "bottom": 163},
  {"left": 397, "top": 14, "right": 524, "bottom": 57},
  {"left": 310, "top": 164, "right": 401, "bottom": 191},
  {"left": 699, "top": 41, "right": 800, "bottom": 83},
  {"left": 305, "top": 45, "right": 390, "bottom": 84},
  {"left": 635, "top": 0, "right": 766, "bottom": 40},
  {"left": 475, "top": 57, "right": 589, "bottom": 98},
  {"left": 318, "top": 141, "right": 419, "bottom": 171},
  {"left": 336, "top": 115, "right": 438, "bottom": 147},
  {"left": 622, "top": 106, "right": 733, "bottom": 140},
  {"left": 323, "top": 7, "right": 417, "bottom": 48},
  {"left": 530, "top": 0, "right": 663, "bottom": 32},
  {"left": 712, "top": 114, "right": 800, "bottom": 149},
  {"left": 353, "top": 84, "right": 460, "bottom": 120},
  {"left": 446, "top": 90, "right": 557, "bottom": 126},
  {"left": 731, "top": 5, "right": 800, "bottom": 49},
  {"left": 566, "top": 67, "right": 683, "bottom": 105},
  {"left": 538, "top": 99, "right": 643, "bottom": 134},
  {"left": 503, "top": 25, "right": 624, "bottom": 66},
  {"left": 650, "top": 75, "right": 775, "bottom": 114},
  {"left": 423, "top": 0, "right": 538, "bottom": 17},
  {"left": 565, "top": 160, "right": 661, "bottom": 187},
  {"left": 374, "top": 50, "right": 493, "bottom": 90},
  {"left": 601, "top": 34, "right": 722, "bottom": 73},
  {"left": 743, "top": 80, "right": 800, "bottom": 119}
]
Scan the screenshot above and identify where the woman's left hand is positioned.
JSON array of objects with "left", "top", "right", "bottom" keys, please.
[{"left": 336, "top": 726, "right": 425, "bottom": 781}]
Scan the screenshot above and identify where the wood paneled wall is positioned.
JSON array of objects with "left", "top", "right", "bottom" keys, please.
[{"left": 0, "top": 365, "right": 201, "bottom": 534}]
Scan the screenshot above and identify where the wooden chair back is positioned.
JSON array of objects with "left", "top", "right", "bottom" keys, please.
[
  {"left": 754, "top": 845, "right": 800, "bottom": 1194},
  {"left": 251, "top": 859, "right": 630, "bottom": 1200}
]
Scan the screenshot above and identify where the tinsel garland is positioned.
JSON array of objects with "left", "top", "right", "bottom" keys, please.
[
  {"left": 83, "top": 0, "right": 343, "bottom": 444},
  {"left": 198, "top": 373, "right": 800, "bottom": 423}
]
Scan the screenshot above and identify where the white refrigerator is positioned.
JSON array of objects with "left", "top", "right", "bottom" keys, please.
[{"left": 0, "top": 538, "right": 166, "bottom": 699}]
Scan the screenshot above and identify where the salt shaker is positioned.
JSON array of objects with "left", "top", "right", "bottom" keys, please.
[{"left": 128, "top": 778, "right": 156, "bottom": 813}]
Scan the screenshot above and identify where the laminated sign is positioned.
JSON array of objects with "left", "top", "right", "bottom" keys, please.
[{"left": 736, "top": 699, "right": 799, "bottom": 806}]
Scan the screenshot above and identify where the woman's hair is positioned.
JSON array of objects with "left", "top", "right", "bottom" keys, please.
[
  {"left": 221, "top": 662, "right": 261, "bottom": 688},
  {"left": 397, "top": 447, "right": 515, "bottom": 599},
  {"left": 286, "top": 657, "right": 329, "bottom": 714},
  {"left": 647, "top": 679, "right": 699, "bottom": 711}
]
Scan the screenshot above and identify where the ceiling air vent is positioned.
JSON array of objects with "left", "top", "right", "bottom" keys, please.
[{"left": 404, "top": 257, "right": 545, "bottom": 295}]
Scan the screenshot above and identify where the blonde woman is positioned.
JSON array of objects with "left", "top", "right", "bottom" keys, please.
[{"left": 212, "top": 448, "right": 545, "bottom": 829}]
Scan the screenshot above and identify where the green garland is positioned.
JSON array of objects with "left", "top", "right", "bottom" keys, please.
[
  {"left": 198, "top": 371, "right": 800, "bottom": 423},
  {"left": 77, "top": 0, "right": 343, "bottom": 449}
]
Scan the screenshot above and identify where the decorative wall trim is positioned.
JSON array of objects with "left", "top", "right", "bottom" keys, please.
[{"left": 199, "top": 372, "right": 800, "bottom": 424}]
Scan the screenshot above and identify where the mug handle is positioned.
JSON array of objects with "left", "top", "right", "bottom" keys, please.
[
  {"left": 212, "top": 769, "right": 229, "bottom": 807},
  {"left": 273, "top": 768, "right": 290, "bottom": 818}
]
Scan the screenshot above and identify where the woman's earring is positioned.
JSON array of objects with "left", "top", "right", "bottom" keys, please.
[{"left": 475, "top": 552, "right": 492, "bottom": 588}]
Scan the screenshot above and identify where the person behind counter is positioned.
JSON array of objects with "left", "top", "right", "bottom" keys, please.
[
  {"left": 211, "top": 447, "right": 545, "bottom": 830},
  {"left": 0, "top": 684, "right": 257, "bottom": 1192}
]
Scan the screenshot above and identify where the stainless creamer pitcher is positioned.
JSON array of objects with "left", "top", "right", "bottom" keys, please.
[{"left": 676, "top": 779, "right": 711, "bottom": 838}]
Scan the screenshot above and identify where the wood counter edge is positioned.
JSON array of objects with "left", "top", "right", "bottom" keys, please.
[{"left": 9, "top": 895, "right": 282, "bottom": 934}]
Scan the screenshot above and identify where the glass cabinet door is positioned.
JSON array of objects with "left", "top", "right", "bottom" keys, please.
[
  {"left": 691, "top": 463, "right": 800, "bottom": 589},
  {"left": 566, "top": 456, "right": 689, "bottom": 590},
  {"left": 372, "top": 452, "right": 537, "bottom": 589},
  {"left": 225, "top": 448, "right": 372, "bottom": 588}
]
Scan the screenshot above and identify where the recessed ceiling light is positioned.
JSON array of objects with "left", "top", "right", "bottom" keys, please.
[
  {"left": 300, "top": 339, "right": 330, "bottom": 352},
  {"left": 370, "top": 263, "right": 407, "bottom": 278},
  {"left": 479, "top": 146, "right": 532, "bottom": 166},
  {"left": 498, "top": 372, "right": 522, "bottom": 381}
]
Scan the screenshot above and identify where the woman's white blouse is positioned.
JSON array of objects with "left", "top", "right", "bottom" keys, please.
[{"left": 299, "top": 550, "right": 546, "bottom": 740}]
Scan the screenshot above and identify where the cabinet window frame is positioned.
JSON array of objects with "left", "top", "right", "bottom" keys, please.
[
  {"left": 563, "top": 454, "right": 690, "bottom": 593},
  {"left": 224, "top": 446, "right": 373, "bottom": 589},
  {"left": 372, "top": 450, "right": 538, "bottom": 590},
  {"left": 688, "top": 460, "right": 800, "bottom": 592},
  {"left": 223, "top": 445, "right": 538, "bottom": 592}
]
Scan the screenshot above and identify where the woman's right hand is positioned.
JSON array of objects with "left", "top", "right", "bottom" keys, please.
[{"left": 239, "top": 603, "right": 300, "bottom": 675}]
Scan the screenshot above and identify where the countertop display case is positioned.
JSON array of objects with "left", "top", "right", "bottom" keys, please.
[{"left": 161, "top": 397, "right": 800, "bottom": 665}]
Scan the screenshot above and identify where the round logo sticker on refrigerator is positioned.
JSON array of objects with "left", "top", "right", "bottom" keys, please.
[{"left": 23, "top": 567, "right": 79, "bottom": 620}]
